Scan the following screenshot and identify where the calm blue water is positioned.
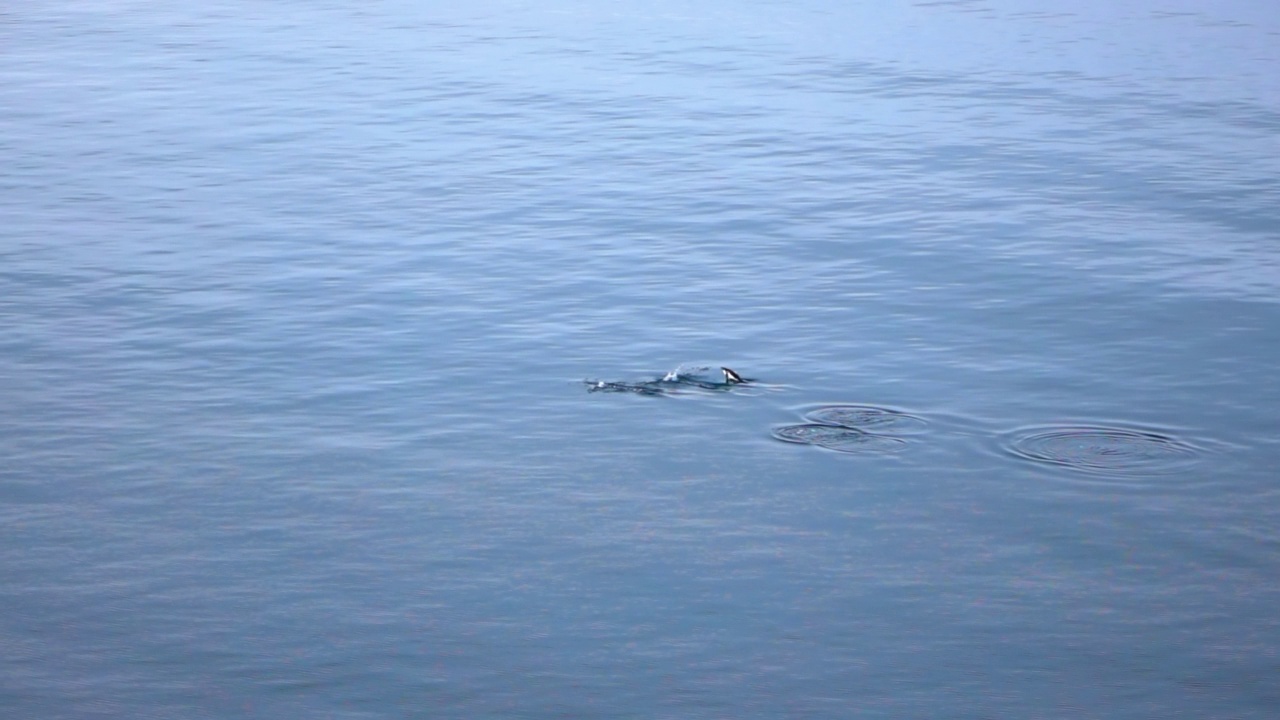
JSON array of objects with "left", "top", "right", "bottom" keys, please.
[{"left": 3, "top": 1, "right": 1279, "bottom": 717}]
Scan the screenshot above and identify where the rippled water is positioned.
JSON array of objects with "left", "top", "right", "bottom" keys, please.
[
  {"left": 772, "top": 404, "right": 924, "bottom": 454},
  {"left": 3, "top": 1, "right": 1279, "bottom": 717},
  {"left": 772, "top": 423, "right": 910, "bottom": 454},
  {"left": 1002, "top": 424, "right": 1205, "bottom": 479},
  {"left": 803, "top": 404, "right": 930, "bottom": 434}
]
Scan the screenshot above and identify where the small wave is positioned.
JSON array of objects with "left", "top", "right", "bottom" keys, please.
[
  {"left": 771, "top": 423, "right": 907, "bottom": 454},
  {"left": 1004, "top": 425, "right": 1202, "bottom": 476}
]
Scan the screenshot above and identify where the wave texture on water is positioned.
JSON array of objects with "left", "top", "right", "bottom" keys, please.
[
  {"left": 772, "top": 423, "right": 908, "bottom": 454},
  {"left": 1003, "top": 425, "right": 1204, "bottom": 478}
]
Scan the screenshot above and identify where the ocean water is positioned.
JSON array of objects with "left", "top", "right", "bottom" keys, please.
[{"left": 3, "top": 1, "right": 1278, "bottom": 717}]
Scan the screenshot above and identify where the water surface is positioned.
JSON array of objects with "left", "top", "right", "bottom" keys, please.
[{"left": 3, "top": 1, "right": 1279, "bottom": 717}]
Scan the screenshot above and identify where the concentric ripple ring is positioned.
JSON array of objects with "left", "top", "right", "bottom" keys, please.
[
  {"left": 804, "top": 405, "right": 929, "bottom": 434},
  {"left": 1005, "top": 425, "right": 1201, "bottom": 476},
  {"left": 772, "top": 423, "right": 908, "bottom": 454}
]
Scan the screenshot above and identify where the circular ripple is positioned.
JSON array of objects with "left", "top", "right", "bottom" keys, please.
[
  {"left": 772, "top": 423, "right": 908, "bottom": 454},
  {"left": 1006, "top": 426, "right": 1201, "bottom": 476},
  {"left": 804, "top": 405, "right": 929, "bottom": 434}
]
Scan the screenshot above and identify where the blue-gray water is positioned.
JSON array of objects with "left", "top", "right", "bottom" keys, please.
[{"left": 3, "top": 1, "right": 1279, "bottom": 717}]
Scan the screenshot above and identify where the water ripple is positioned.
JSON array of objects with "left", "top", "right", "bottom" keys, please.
[
  {"left": 771, "top": 423, "right": 908, "bottom": 454},
  {"left": 1003, "top": 425, "right": 1202, "bottom": 477},
  {"left": 803, "top": 405, "right": 929, "bottom": 434}
]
